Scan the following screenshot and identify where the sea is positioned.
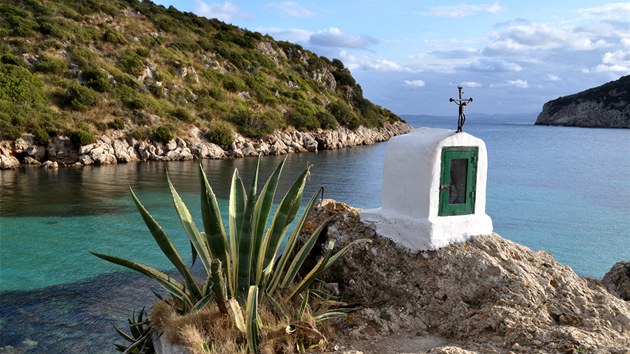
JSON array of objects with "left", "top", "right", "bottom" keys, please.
[{"left": 1, "top": 114, "right": 629, "bottom": 352}]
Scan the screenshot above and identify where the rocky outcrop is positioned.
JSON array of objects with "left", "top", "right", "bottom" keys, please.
[
  {"left": 535, "top": 75, "right": 630, "bottom": 128},
  {"left": 307, "top": 200, "right": 630, "bottom": 353},
  {"left": 603, "top": 261, "right": 630, "bottom": 301},
  {"left": 0, "top": 122, "right": 412, "bottom": 169}
]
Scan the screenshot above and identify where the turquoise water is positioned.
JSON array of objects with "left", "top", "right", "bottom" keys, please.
[{"left": 1, "top": 115, "right": 629, "bottom": 352}]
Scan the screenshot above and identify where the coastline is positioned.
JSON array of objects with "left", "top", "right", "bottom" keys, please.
[{"left": 0, "top": 121, "right": 412, "bottom": 169}]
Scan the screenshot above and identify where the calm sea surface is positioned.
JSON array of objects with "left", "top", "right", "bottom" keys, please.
[{"left": 1, "top": 115, "right": 629, "bottom": 352}]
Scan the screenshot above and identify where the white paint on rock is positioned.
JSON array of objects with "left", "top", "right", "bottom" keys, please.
[{"left": 361, "top": 128, "right": 493, "bottom": 251}]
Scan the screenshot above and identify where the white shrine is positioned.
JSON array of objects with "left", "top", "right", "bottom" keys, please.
[{"left": 360, "top": 127, "right": 493, "bottom": 251}]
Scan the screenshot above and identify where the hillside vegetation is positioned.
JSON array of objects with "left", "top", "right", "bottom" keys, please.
[{"left": 0, "top": 0, "right": 401, "bottom": 146}]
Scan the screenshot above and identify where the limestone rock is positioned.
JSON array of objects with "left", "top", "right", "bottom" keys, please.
[
  {"left": 603, "top": 261, "right": 630, "bottom": 301},
  {"left": 47, "top": 136, "right": 77, "bottom": 164},
  {"left": 14, "top": 134, "right": 35, "bottom": 154},
  {"left": 308, "top": 199, "right": 630, "bottom": 353},
  {"left": 23, "top": 156, "right": 41, "bottom": 165},
  {"left": 0, "top": 141, "right": 19, "bottom": 169},
  {"left": 42, "top": 160, "right": 59, "bottom": 169}
]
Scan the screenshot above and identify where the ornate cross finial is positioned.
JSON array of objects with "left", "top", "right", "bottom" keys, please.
[{"left": 449, "top": 86, "right": 473, "bottom": 133}]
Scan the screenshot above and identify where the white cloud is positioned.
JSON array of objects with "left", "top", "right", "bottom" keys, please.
[
  {"left": 490, "top": 79, "right": 529, "bottom": 88},
  {"left": 403, "top": 79, "right": 426, "bottom": 88},
  {"left": 578, "top": 2, "right": 630, "bottom": 20},
  {"left": 265, "top": 2, "right": 313, "bottom": 17},
  {"left": 424, "top": 3, "right": 502, "bottom": 18},
  {"left": 428, "top": 48, "right": 480, "bottom": 59},
  {"left": 310, "top": 28, "right": 378, "bottom": 49},
  {"left": 594, "top": 49, "right": 630, "bottom": 74},
  {"left": 194, "top": 1, "right": 245, "bottom": 22},
  {"left": 257, "top": 27, "right": 311, "bottom": 42},
  {"left": 460, "top": 81, "right": 482, "bottom": 87},
  {"left": 465, "top": 59, "right": 522, "bottom": 72},
  {"left": 547, "top": 74, "right": 561, "bottom": 81},
  {"left": 338, "top": 51, "right": 410, "bottom": 72},
  {"left": 484, "top": 23, "right": 610, "bottom": 55}
]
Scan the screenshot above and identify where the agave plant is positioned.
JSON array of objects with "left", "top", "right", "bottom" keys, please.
[
  {"left": 114, "top": 307, "right": 154, "bottom": 354},
  {"left": 92, "top": 157, "right": 368, "bottom": 352}
]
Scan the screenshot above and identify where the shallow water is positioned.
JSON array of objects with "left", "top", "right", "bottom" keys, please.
[{"left": 1, "top": 115, "right": 629, "bottom": 352}]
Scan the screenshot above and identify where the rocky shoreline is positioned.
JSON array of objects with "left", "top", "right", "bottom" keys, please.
[{"left": 0, "top": 121, "right": 412, "bottom": 169}]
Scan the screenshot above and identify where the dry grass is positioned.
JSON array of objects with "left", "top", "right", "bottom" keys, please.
[{"left": 150, "top": 296, "right": 333, "bottom": 354}]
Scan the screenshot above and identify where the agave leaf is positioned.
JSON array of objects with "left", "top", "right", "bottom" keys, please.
[
  {"left": 90, "top": 251, "right": 192, "bottom": 307},
  {"left": 321, "top": 238, "right": 372, "bottom": 273},
  {"left": 113, "top": 325, "right": 135, "bottom": 343},
  {"left": 199, "top": 164, "right": 230, "bottom": 284},
  {"left": 298, "top": 291, "right": 309, "bottom": 321},
  {"left": 167, "top": 174, "right": 213, "bottom": 274},
  {"left": 251, "top": 158, "right": 285, "bottom": 284},
  {"left": 280, "top": 216, "right": 333, "bottom": 290},
  {"left": 228, "top": 169, "right": 246, "bottom": 297},
  {"left": 229, "top": 298, "right": 246, "bottom": 334},
  {"left": 236, "top": 159, "right": 260, "bottom": 299},
  {"left": 314, "top": 308, "right": 355, "bottom": 322},
  {"left": 192, "top": 293, "right": 214, "bottom": 312},
  {"left": 245, "top": 285, "right": 260, "bottom": 354},
  {"left": 210, "top": 259, "right": 229, "bottom": 314},
  {"left": 266, "top": 186, "right": 321, "bottom": 295},
  {"left": 287, "top": 241, "right": 334, "bottom": 300},
  {"left": 256, "top": 167, "right": 310, "bottom": 286},
  {"left": 129, "top": 187, "right": 202, "bottom": 300}
]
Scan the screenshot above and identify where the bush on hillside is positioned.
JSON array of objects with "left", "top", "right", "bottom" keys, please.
[
  {"left": 205, "top": 120, "right": 233, "bottom": 150},
  {"left": 70, "top": 129, "right": 96, "bottom": 148},
  {"left": 229, "top": 107, "right": 276, "bottom": 138},
  {"left": 65, "top": 83, "right": 96, "bottom": 111},
  {"left": 153, "top": 125, "right": 174, "bottom": 143},
  {"left": 33, "top": 54, "right": 65, "bottom": 74},
  {"left": 169, "top": 107, "right": 194, "bottom": 123},
  {"left": 0, "top": 53, "right": 26, "bottom": 66},
  {"left": 0, "top": 64, "right": 46, "bottom": 106},
  {"left": 328, "top": 102, "right": 359, "bottom": 129},
  {"left": 288, "top": 105, "right": 319, "bottom": 132},
  {"left": 82, "top": 67, "right": 111, "bottom": 92},
  {"left": 317, "top": 110, "right": 339, "bottom": 130}
]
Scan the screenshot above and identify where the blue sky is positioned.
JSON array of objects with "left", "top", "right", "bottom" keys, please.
[{"left": 151, "top": 0, "right": 630, "bottom": 116}]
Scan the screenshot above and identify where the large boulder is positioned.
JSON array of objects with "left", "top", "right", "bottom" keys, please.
[
  {"left": 602, "top": 261, "right": 630, "bottom": 301},
  {"left": 307, "top": 200, "right": 630, "bottom": 353}
]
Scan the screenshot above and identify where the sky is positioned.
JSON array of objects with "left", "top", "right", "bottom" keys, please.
[{"left": 151, "top": 0, "right": 630, "bottom": 116}]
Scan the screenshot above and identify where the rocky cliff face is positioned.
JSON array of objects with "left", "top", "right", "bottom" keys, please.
[
  {"left": 0, "top": 121, "right": 412, "bottom": 169},
  {"left": 535, "top": 75, "right": 630, "bottom": 128},
  {"left": 307, "top": 200, "right": 630, "bottom": 353}
]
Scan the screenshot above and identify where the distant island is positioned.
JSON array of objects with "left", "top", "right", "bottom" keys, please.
[{"left": 535, "top": 75, "right": 630, "bottom": 128}]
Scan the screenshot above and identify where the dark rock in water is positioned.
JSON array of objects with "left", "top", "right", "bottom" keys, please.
[
  {"left": 602, "top": 261, "right": 630, "bottom": 301},
  {"left": 535, "top": 75, "right": 630, "bottom": 128}
]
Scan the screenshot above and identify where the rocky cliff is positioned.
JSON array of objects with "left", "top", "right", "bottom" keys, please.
[
  {"left": 535, "top": 75, "right": 630, "bottom": 128},
  {"left": 307, "top": 200, "right": 630, "bottom": 353},
  {"left": 0, "top": 121, "right": 412, "bottom": 169}
]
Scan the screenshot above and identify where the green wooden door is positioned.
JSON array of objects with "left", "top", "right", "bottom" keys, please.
[{"left": 438, "top": 146, "right": 478, "bottom": 216}]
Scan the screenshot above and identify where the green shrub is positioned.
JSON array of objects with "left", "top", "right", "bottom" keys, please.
[
  {"left": 82, "top": 67, "right": 111, "bottom": 92},
  {"left": 316, "top": 110, "right": 338, "bottom": 130},
  {"left": 288, "top": 105, "right": 319, "bottom": 132},
  {"left": 0, "top": 53, "right": 25, "bottom": 66},
  {"left": 170, "top": 107, "right": 194, "bottom": 123},
  {"left": 118, "top": 49, "right": 146, "bottom": 76},
  {"left": 103, "top": 27, "right": 126, "bottom": 44},
  {"left": 33, "top": 128, "right": 50, "bottom": 145},
  {"left": 69, "top": 129, "right": 96, "bottom": 148},
  {"left": 0, "top": 64, "right": 46, "bottom": 106},
  {"left": 206, "top": 120, "right": 233, "bottom": 150},
  {"left": 229, "top": 107, "right": 275, "bottom": 138},
  {"left": 329, "top": 102, "right": 359, "bottom": 129},
  {"left": 109, "top": 118, "right": 125, "bottom": 130},
  {"left": 131, "top": 128, "right": 148, "bottom": 141},
  {"left": 33, "top": 54, "right": 65, "bottom": 74},
  {"left": 153, "top": 125, "right": 174, "bottom": 143},
  {"left": 65, "top": 83, "right": 96, "bottom": 111}
]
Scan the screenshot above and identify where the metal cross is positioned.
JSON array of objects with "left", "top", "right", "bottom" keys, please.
[{"left": 449, "top": 86, "right": 473, "bottom": 133}]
